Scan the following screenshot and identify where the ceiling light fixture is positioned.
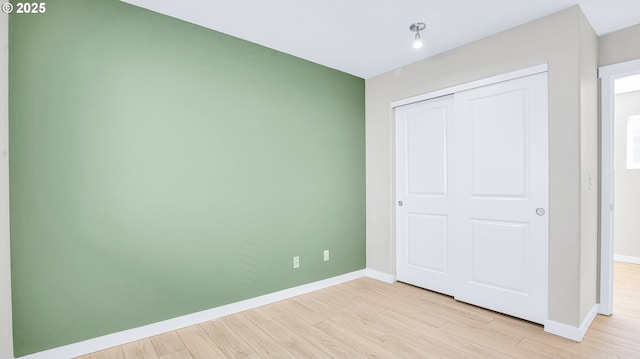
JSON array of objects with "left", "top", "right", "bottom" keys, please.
[{"left": 409, "top": 22, "right": 426, "bottom": 49}]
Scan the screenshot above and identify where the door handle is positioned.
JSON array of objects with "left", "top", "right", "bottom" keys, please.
[
  {"left": 536, "top": 208, "right": 545, "bottom": 216},
  {"left": 398, "top": 201, "right": 403, "bottom": 207}
]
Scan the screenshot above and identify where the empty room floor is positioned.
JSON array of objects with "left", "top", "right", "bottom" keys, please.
[{"left": 78, "top": 262, "right": 640, "bottom": 359}]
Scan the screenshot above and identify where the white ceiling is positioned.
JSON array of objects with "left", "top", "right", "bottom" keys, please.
[{"left": 121, "top": 0, "right": 640, "bottom": 79}]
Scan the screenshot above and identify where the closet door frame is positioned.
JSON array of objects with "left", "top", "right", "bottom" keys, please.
[{"left": 391, "top": 64, "right": 548, "bottom": 109}]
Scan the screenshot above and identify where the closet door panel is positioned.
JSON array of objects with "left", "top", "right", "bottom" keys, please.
[
  {"left": 454, "top": 72, "right": 548, "bottom": 324},
  {"left": 396, "top": 95, "right": 455, "bottom": 295}
]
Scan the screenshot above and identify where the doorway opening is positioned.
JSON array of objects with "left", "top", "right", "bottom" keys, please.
[{"left": 599, "top": 59, "right": 640, "bottom": 316}]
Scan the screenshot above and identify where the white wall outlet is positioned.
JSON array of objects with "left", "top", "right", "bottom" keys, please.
[
  {"left": 323, "top": 250, "right": 330, "bottom": 262},
  {"left": 293, "top": 256, "right": 300, "bottom": 269}
]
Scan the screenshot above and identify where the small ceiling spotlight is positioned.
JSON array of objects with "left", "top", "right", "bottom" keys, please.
[{"left": 409, "top": 22, "right": 426, "bottom": 49}]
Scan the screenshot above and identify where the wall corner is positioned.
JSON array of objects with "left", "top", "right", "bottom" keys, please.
[
  {"left": 0, "top": 9, "right": 14, "bottom": 359},
  {"left": 577, "top": 5, "right": 600, "bottom": 325}
]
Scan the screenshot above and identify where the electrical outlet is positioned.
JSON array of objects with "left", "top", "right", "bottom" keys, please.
[
  {"left": 323, "top": 250, "right": 330, "bottom": 262},
  {"left": 293, "top": 256, "right": 300, "bottom": 269}
]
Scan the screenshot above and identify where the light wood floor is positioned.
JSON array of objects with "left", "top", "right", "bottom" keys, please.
[{"left": 77, "top": 262, "right": 640, "bottom": 359}]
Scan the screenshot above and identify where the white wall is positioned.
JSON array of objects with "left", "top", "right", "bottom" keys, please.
[
  {"left": 614, "top": 90, "right": 640, "bottom": 260},
  {"left": 366, "top": 6, "right": 598, "bottom": 328},
  {"left": 0, "top": 9, "right": 13, "bottom": 359}
]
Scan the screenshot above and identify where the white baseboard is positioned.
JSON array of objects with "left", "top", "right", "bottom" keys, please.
[
  {"left": 365, "top": 268, "right": 395, "bottom": 283},
  {"left": 16, "top": 269, "right": 366, "bottom": 359},
  {"left": 614, "top": 255, "right": 640, "bottom": 265},
  {"left": 544, "top": 304, "right": 599, "bottom": 342}
]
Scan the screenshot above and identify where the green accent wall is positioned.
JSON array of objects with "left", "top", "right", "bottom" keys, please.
[{"left": 9, "top": 1, "right": 365, "bottom": 356}]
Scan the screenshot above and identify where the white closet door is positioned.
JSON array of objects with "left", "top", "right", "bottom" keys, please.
[
  {"left": 396, "top": 95, "right": 456, "bottom": 295},
  {"left": 453, "top": 72, "right": 548, "bottom": 324}
]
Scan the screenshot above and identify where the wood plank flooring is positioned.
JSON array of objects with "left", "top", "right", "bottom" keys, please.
[{"left": 78, "top": 262, "right": 640, "bottom": 359}]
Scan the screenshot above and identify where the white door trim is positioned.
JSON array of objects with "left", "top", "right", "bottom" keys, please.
[
  {"left": 598, "top": 58, "right": 640, "bottom": 316},
  {"left": 390, "top": 64, "right": 547, "bottom": 108}
]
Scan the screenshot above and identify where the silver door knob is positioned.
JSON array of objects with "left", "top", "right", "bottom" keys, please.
[
  {"left": 536, "top": 208, "right": 545, "bottom": 216},
  {"left": 398, "top": 201, "right": 403, "bottom": 207}
]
